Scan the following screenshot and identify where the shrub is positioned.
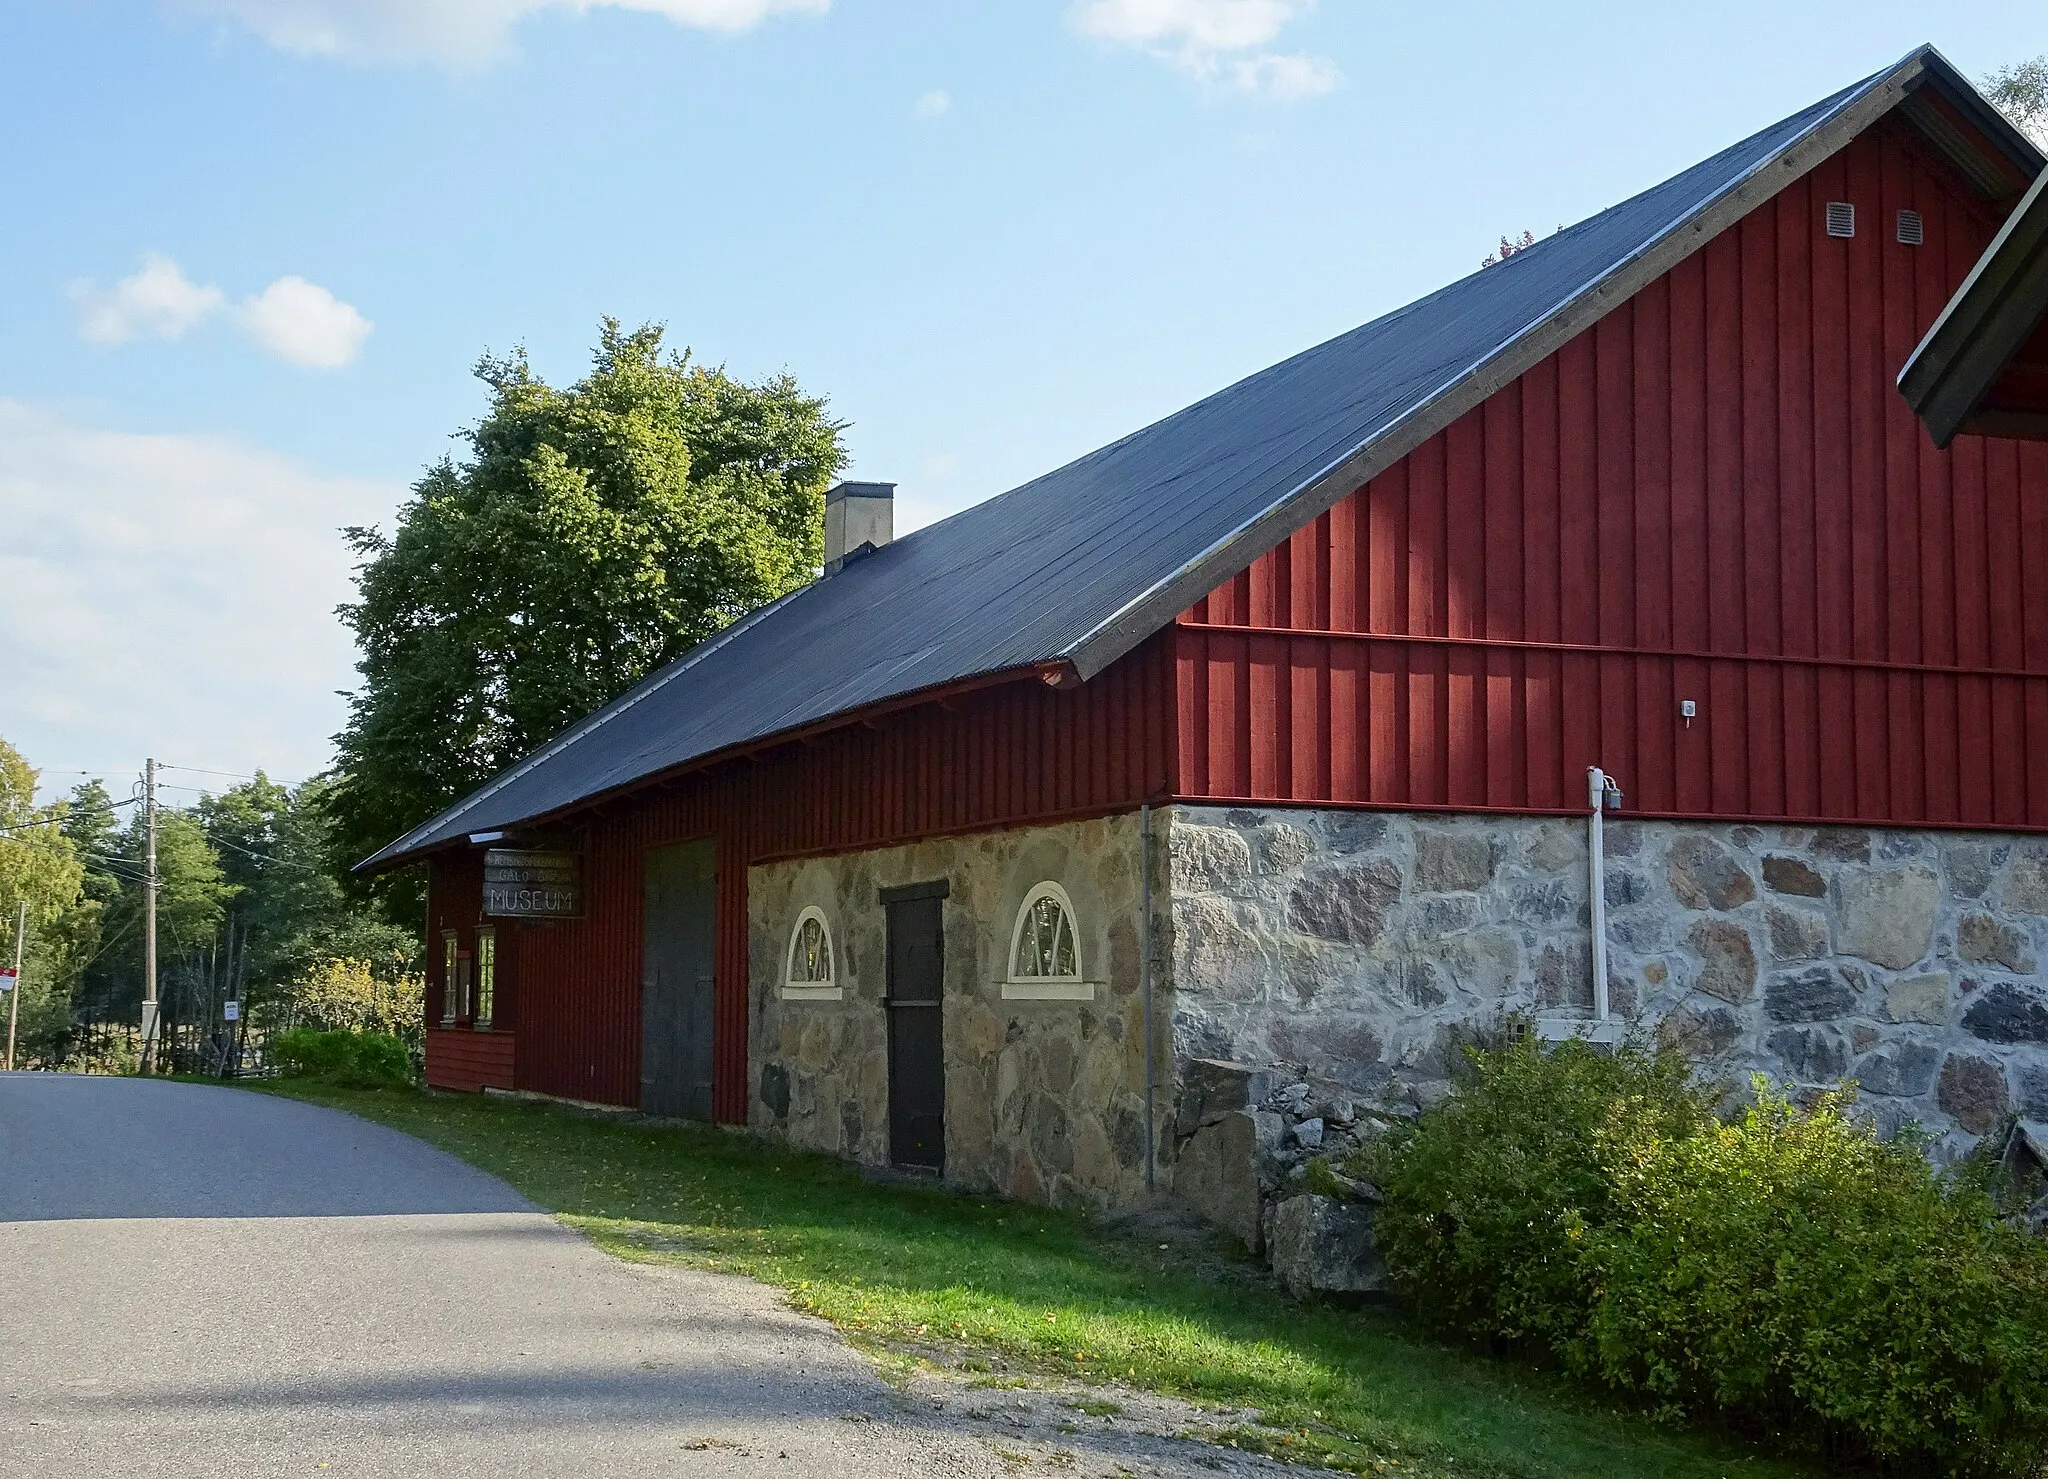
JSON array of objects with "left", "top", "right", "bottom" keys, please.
[
  {"left": 286, "top": 957, "right": 426, "bottom": 1054},
  {"left": 270, "top": 1027, "right": 413, "bottom": 1089},
  {"left": 1359, "top": 1033, "right": 1712, "bottom": 1352},
  {"left": 1576, "top": 1083, "right": 2048, "bottom": 1475},
  {"left": 1360, "top": 1039, "right": 2048, "bottom": 1477}
]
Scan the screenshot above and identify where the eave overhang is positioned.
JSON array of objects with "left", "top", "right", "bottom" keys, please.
[{"left": 1900, "top": 162, "right": 2048, "bottom": 448}]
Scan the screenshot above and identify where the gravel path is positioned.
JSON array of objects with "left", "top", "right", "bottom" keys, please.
[{"left": 0, "top": 1074, "right": 1304, "bottom": 1478}]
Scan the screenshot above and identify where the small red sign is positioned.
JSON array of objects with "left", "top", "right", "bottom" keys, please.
[{"left": 0, "top": 968, "right": 16, "bottom": 992}]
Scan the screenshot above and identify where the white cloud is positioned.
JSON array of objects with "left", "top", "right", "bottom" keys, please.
[
  {"left": 239, "top": 276, "right": 374, "bottom": 369},
  {"left": 0, "top": 400, "right": 404, "bottom": 788},
  {"left": 1068, "top": 0, "right": 1340, "bottom": 99},
  {"left": 913, "top": 89, "right": 951, "bottom": 121},
  {"left": 69, "top": 256, "right": 372, "bottom": 369},
  {"left": 176, "top": 0, "right": 830, "bottom": 67},
  {"left": 68, "top": 254, "right": 225, "bottom": 344}
]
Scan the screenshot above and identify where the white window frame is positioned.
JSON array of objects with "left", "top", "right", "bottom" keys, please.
[
  {"left": 781, "top": 905, "right": 842, "bottom": 1001},
  {"left": 1001, "top": 881, "right": 1097, "bottom": 1001}
]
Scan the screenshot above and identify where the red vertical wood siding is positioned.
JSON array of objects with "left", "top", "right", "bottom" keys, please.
[
  {"left": 429, "top": 634, "right": 1176, "bottom": 1117},
  {"left": 1177, "top": 120, "right": 2048, "bottom": 829}
]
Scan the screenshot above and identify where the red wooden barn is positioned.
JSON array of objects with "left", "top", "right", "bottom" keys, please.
[{"left": 367, "top": 46, "right": 2048, "bottom": 1220}]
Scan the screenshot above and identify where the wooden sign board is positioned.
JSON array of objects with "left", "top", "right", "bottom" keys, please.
[{"left": 483, "top": 849, "right": 584, "bottom": 919}]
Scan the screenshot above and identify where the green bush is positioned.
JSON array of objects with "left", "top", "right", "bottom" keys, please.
[
  {"left": 1359, "top": 1037, "right": 2048, "bottom": 1477},
  {"left": 270, "top": 1027, "right": 413, "bottom": 1089},
  {"left": 1360, "top": 1034, "right": 1712, "bottom": 1352}
]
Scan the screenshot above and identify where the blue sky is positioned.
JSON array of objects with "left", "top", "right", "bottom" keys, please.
[{"left": 2, "top": 0, "right": 2042, "bottom": 796}]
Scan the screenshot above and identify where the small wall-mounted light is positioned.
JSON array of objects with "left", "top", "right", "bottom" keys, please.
[{"left": 1680, "top": 698, "right": 1697, "bottom": 729}]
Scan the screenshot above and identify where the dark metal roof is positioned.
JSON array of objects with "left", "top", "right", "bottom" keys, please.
[
  {"left": 1900, "top": 163, "right": 2048, "bottom": 447},
  {"left": 364, "top": 44, "right": 2000, "bottom": 871}
]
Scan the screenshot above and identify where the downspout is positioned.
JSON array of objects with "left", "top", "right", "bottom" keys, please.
[
  {"left": 1140, "top": 802, "right": 1156, "bottom": 1195},
  {"left": 1586, "top": 766, "right": 1623, "bottom": 1025}
]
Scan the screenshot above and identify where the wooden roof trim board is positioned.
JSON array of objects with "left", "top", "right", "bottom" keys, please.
[{"left": 1900, "top": 164, "right": 2048, "bottom": 448}]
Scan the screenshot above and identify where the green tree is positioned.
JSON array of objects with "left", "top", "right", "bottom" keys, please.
[
  {"left": 1986, "top": 56, "right": 2048, "bottom": 146},
  {"left": 197, "top": 775, "right": 415, "bottom": 1020},
  {"left": 0, "top": 740, "right": 97, "bottom": 1063},
  {"left": 88, "top": 808, "right": 231, "bottom": 1019},
  {"left": 326, "top": 320, "right": 846, "bottom": 885}
]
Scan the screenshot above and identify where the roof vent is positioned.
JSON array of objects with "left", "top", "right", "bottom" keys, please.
[
  {"left": 824, "top": 481, "right": 895, "bottom": 575},
  {"left": 1896, "top": 209, "right": 1925, "bottom": 246},
  {"left": 1825, "top": 201, "right": 1856, "bottom": 239}
]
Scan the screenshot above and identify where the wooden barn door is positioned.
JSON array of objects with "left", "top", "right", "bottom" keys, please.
[
  {"left": 882, "top": 883, "right": 947, "bottom": 1171},
  {"left": 642, "top": 840, "right": 717, "bottom": 1120}
]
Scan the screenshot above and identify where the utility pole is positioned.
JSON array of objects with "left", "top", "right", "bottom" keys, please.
[
  {"left": 141, "top": 758, "right": 160, "bottom": 1074},
  {"left": 6, "top": 900, "right": 24, "bottom": 1072}
]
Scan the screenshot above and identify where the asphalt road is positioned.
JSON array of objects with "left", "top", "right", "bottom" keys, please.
[{"left": 0, "top": 1074, "right": 1031, "bottom": 1478}]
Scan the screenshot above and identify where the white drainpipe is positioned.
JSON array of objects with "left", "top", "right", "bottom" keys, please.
[{"left": 1587, "top": 766, "right": 1623, "bottom": 1024}]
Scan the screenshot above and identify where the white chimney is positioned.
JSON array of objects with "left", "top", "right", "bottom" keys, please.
[{"left": 824, "top": 481, "right": 894, "bottom": 575}]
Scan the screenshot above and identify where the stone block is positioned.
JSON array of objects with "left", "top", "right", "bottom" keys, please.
[
  {"left": 1291, "top": 1117, "right": 1325, "bottom": 1150},
  {"left": 1175, "top": 1058, "right": 1274, "bottom": 1139},
  {"left": 1812, "top": 829, "right": 1871, "bottom": 863},
  {"left": 1688, "top": 917, "right": 1758, "bottom": 1004},
  {"left": 1765, "top": 965, "right": 1860, "bottom": 1023},
  {"left": 1252, "top": 824, "right": 1315, "bottom": 874},
  {"left": 1175, "top": 1113, "right": 1265, "bottom": 1248},
  {"left": 1176, "top": 896, "right": 1268, "bottom": 1004},
  {"left": 2019, "top": 1063, "right": 2048, "bottom": 1119},
  {"left": 1662, "top": 1002, "right": 1741, "bottom": 1057},
  {"left": 1287, "top": 860, "right": 1402, "bottom": 946},
  {"left": 1527, "top": 826, "right": 1581, "bottom": 873},
  {"left": 1943, "top": 843, "right": 1996, "bottom": 900},
  {"left": 1852, "top": 1042, "right": 1941, "bottom": 1097},
  {"left": 1269, "top": 1194, "right": 1387, "bottom": 1298},
  {"left": 760, "top": 1062, "right": 791, "bottom": 1120},
  {"left": 1536, "top": 939, "right": 1593, "bottom": 1009},
  {"left": 1762, "top": 855, "right": 1827, "bottom": 897},
  {"left": 1883, "top": 973, "right": 1949, "bottom": 1026},
  {"left": 1416, "top": 830, "right": 1494, "bottom": 892},
  {"left": 1172, "top": 825, "right": 1253, "bottom": 893},
  {"left": 1669, "top": 836, "right": 1757, "bottom": 911},
  {"left": 1321, "top": 813, "right": 1389, "bottom": 852},
  {"left": 1767, "top": 905, "right": 1830, "bottom": 961},
  {"left": 1767, "top": 1026, "right": 1848, "bottom": 1081},
  {"left": 1958, "top": 914, "right": 2036, "bottom": 974},
  {"left": 1938, "top": 1054, "right": 2010, "bottom": 1134},
  {"left": 1837, "top": 867, "right": 1939, "bottom": 970},
  {"left": 2006, "top": 853, "right": 2048, "bottom": 915},
  {"left": 1962, "top": 983, "right": 2048, "bottom": 1045}
]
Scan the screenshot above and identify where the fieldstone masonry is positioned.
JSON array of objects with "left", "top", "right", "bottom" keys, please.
[
  {"left": 741, "top": 801, "right": 2048, "bottom": 1242},
  {"left": 748, "top": 814, "right": 1161, "bottom": 1210},
  {"left": 1169, "top": 805, "right": 2048, "bottom": 1159}
]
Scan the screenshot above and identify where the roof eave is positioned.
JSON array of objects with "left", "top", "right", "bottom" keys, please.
[
  {"left": 354, "top": 657, "right": 1080, "bottom": 873},
  {"left": 1899, "top": 163, "right": 2048, "bottom": 449}
]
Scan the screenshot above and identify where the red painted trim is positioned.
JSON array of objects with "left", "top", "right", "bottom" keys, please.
[{"left": 1175, "top": 618, "right": 2048, "bottom": 682}]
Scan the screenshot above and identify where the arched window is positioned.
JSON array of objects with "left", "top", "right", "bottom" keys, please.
[
  {"left": 782, "top": 906, "right": 841, "bottom": 1001},
  {"left": 1002, "top": 882, "right": 1094, "bottom": 1000}
]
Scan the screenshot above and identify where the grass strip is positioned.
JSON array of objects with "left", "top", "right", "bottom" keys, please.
[{"left": 258, "top": 1081, "right": 1813, "bottom": 1479}]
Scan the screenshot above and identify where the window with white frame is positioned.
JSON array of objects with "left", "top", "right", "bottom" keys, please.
[
  {"left": 782, "top": 906, "right": 842, "bottom": 1000},
  {"left": 1003, "top": 882, "right": 1095, "bottom": 1000}
]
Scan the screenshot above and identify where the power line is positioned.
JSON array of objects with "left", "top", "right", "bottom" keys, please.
[{"left": 206, "top": 833, "right": 322, "bottom": 874}]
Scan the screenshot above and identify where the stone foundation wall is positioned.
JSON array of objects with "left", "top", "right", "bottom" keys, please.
[
  {"left": 1168, "top": 806, "right": 2048, "bottom": 1157},
  {"left": 748, "top": 814, "right": 1161, "bottom": 1209}
]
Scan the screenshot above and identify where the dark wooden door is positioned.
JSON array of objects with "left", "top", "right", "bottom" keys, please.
[
  {"left": 642, "top": 840, "right": 716, "bottom": 1120},
  {"left": 884, "top": 887, "right": 946, "bottom": 1171}
]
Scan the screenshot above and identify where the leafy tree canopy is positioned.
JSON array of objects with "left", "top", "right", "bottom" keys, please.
[
  {"left": 326, "top": 320, "right": 846, "bottom": 880},
  {"left": 1, "top": 739, "right": 98, "bottom": 1062},
  {"left": 1986, "top": 55, "right": 2048, "bottom": 146}
]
